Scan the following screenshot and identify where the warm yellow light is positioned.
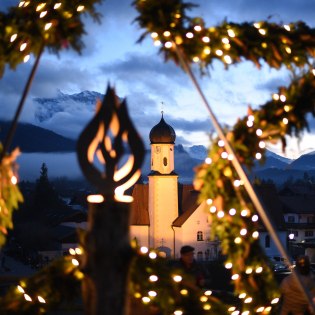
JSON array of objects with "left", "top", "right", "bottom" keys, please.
[
  {"left": 255, "top": 266, "right": 263, "bottom": 273},
  {"left": 11, "top": 176, "right": 18, "bottom": 185},
  {"left": 240, "top": 228, "right": 247, "bottom": 236},
  {"left": 38, "top": 296, "right": 46, "bottom": 303},
  {"left": 224, "top": 55, "right": 232, "bottom": 64},
  {"left": 23, "top": 54, "right": 30, "bottom": 63},
  {"left": 210, "top": 206, "right": 216, "bottom": 213},
  {"left": 225, "top": 262, "right": 233, "bottom": 269},
  {"left": 163, "top": 31, "right": 171, "bottom": 37},
  {"left": 216, "top": 49, "right": 223, "bottom": 56},
  {"left": 186, "top": 32, "right": 194, "bottom": 38},
  {"left": 174, "top": 310, "right": 183, "bottom": 315},
  {"left": 77, "top": 5, "right": 85, "bottom": 12},
  {"left": 10, "top": 34, "right": 17, "bottom": 42},
  {"left": 69, "top": 248, "right": 76, "bottom": 255},
  {"left": 45, "top": 23, "right": 52, "bottom": 30},
  {"left": 282, "top": 118, "right": 289, "bottom": 125},
  {"left": 234, "top": 237, "right": 242, "bottom": 244},
  {"left": 245, "top": 297, "right": 253, "bottom": 303},
  {"left": 228, "top": 306, "right": 236, "bottom": 312},
  {"left": 221, "top": 151, "right": 228, "bottom": 159},
  {"left": 256, "top": 129, "right": 263, "bottom": 136},
  {"left": 149, "top": 252, "right": 157, "bottom": 259},
  {"left": 72, "top": 259, "right": 79, "bottom": 266},
  {"left": 312, "top": 69, "right": 315, "bottom": 76},
  {"left": 192, "top": 56, "right": 199, "bottom": 62},
  {"left": 217, "top": 210, "right": 225, "bottom": 218},
  {"left": 242, "top": 311, "right": 250, "bottom": 315},
  {"left": 36, "top": 3, "right": 46, "bottom": 11},
  {"left": 231, "top": 272, "right": 239, "bottom": 279},
  {"left": 165, "top": 41, "right": 172, "bottom": 48},
  {"left": 180, "top": 289, "right": 188, "bottom": 295},
  {"left": 205, "top": 157, "right": 212, "bottom": 165},
  {"left": 24, "top": 294, "right": 32, "bottom": 302},
  {"left": 19, "top": 1, "right": 25, "bottom": 7},
  {"left": 154, "top": 40, "right": 161, "bottom": 46},
  {"left": 203, "top": 304, "right": 211, "bottom": 310},
  {"left": 231, "top": 310, "right": 240, "bottom": 315},
  {"left": 253, "top": 22, "right": 261, "bottom": 28},
  {"left": 285, "top": 47, "right": 291, "bottom": 54},
  {"left": 283, "top": 24, "right": 291, "bottom": 31},
  {"left": 140, "top": 246, "right": 148, "bottom": 254},
  {"left": 259, "top": 141, "right": 266, "bottom": 149},
  {"left": 265, "top": 306, "right": 272, "bottom": 313},
  {"left": 173, "top": 275, "right": 182, "bottom": 282},
  {"left": 151, "top": 32, "right": 158, "bottom": 39},
  {"left": 256, "top": 152, "right": 262, "bottom": 160},
  {"left": 75, "top": 247, "right": 82, "bottom": 255},
  {"left": 272, "top": 93, "right": 280, "bottom": 101},
  {"left": 258, "top": 29, "right": 266, "bottom": 35},
  {"left": 194, "top": 25, "right": 202, "bottom": 32},
  {"left": 149, "top": 275, "right": 158, "bottom": 282},
  {"left": 20, "top": 43, "right": 27, "bottom": 51},
  {"left": 142, "top": 296, "right": 150, "bottom": 303},
  {"left": 206, "top": 198, "right": 213, "bottom": 205},
  {"left": 229, "top": 208, "right": 236, "bottom": 215},
  {"left": 256, "top": 307, "right": 265, "bottom": 312},
  {"left": 227, "top": 29, "right": 235, "bottom": 37},
  {"left": 252, "top": 214, "right": 259, "bottom": 222},
  {"left": 280, "top": 94, "right": 286, "bottom": 102},
  {"left": 54, "top": 3, "right": 61, "bottom": 9},
  {"left": 271, "top": 297, "right": 280, "bottom": 304},
  {"left": 252, "top": 231, "right": 259, "bottom": 238},
  {"left": 245, "top": 267, "right": 253, "bottom": 274},
  {"left": 17, "top": 285, "right": 25, "bottom": 293},
  {"left": 40, "top": 11, "right": 47, "bottom": 18},
  {"left": 87, "top": 194, "right": 104, "bottom": 203},
  {"left": 222, "top": 37, "right": 229, "bottom": 44},
  {"left": 200, "top": 296, "right": 208, "bottom": 302},
  {"left": 203, "top": 47, "right": 211, "bottom": 55},
  {"left": 202, "top": 36, "right": 210, "bottom": 43},
  {"left": 204, "top": 290, "right": 212, "bottom": 296},
  {"left": 262, "top": 42, "right": 268, "bottom": 48},
  {"left": 148, "top": 291, "right": 157, "bottom": 297},
  {"left": 239, "top": 293, "right": 246, "bottom": 299},
  {"left": 241, "top": 209, "right": 249, "bottom": 217}
]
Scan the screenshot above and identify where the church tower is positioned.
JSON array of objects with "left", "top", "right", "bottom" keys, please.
[{"left": 148, "top": 112, "right": 178, "bottom": 257}]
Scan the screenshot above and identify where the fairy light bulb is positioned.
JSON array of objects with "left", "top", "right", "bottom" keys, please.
[
  {"left": 210, "top": 206, "right": 216, "bottom": 213},
  {"left": 19, "top": 1, "right": 25, "bottom": 7},
  {"left": 258, "top": 29, "right": 266, "bottom": 35},
  {"left": 253, "top": 22, "right": 260, "bottom": 28},
  {"left": 252, "top": 214, "right": 259, "bottom": 222},
  {"left": 151, "top": 32, "right": 158, "bottom": 39},
  {"left": 265, "top": 306, "right": 272, "bottom": 313},
  {"left": 225, "top": 262, "right": 233, "bottom": 269},
  {"left": 148, "top": 291, "right": 157, "bottom": 297},
  {"left": 282, "top": 118, "right": 289, "bottom": 125},
  {"left": 247, "top": 120, "right": 254, "bottom": 127},
  {"left": 142, "top": 297, "right": 150, "bottom": 303},
  {"left": 242, "top": 311, "right": 250, "bottom": 315},
  {"left": 228, "top": 154, "right": 234, "bottom": 160},
  {"left": 271, "top": 298, "right": 280, "bottom": 304},
  {"left": 252, "top": 231, "right": 259, "bottom": 239},
  {"left": 24, "top": 294, "right": 32, "bottom": 302},
  {"left": 11, "top": 176, "right": 18, "bottom": 185},
  {"left": 186, "top": 32, "right": 194, "bottom": 38},
  {"left": 259, "top": 141, "right": 266, "bottom": 149},
  {"left": 206, "top": 198, "right": 213, "bottom": 205},
  {"left": 239, "top": 293, "right": 246, "bottom": 299},
  {"left": 272, "top": 93, "right": 280, "bottom": 101},
  {"left": 228, "top": 307, "right": 236, "bottom": 312},
  {"left": 174, "top": 310, "right": 183, "bottom": 315},
  {"left": 240, "top": 228, "right": 247, "bottom": 236},
  {"left": 173, "top": 275, "right": 182, "bottom": 282},
  {"left": 154, "top": 40, "right": 161, "bottom": 46},
  {"left": 165, "top": 42, "right": 172, "bottom": 48},
  {"left": 204, "top": 290, "right": 212, "bottom": 296},
  {"left": 54, "top": 3, "right": 61, "bottom": 9},
  {"left": 285, "top": 47, "right": 291, "bottom": 54},
  {"left": 45, "top": 23, "right": 52, "bottom": 30},
  {"left": 256, "top": 266, "right": 263, "bottom": 273},
  {"left": 180, "top": 289, "right": 188, "bottom": 295},
  {"left": 149, "top": 275, "right": 158, "bottom": 282},
  {"left": 149, "top": 252, "right": 157, "bottom": 259},
  {"left": 234, "top": 180, "right": 241, "bottom": 187},
  {"left": 232, "top": 310, "right": 240, "bottom": 315},
  {"left": 23, "top": 54, "right": 30, "bottom": 63},
  {"left": 20, "top": 43, "right": 27, "bottom": 51},
  {"left": 221, "top": 152, "right": 228, "bottom": 159},
  {"left": 200, "top": 296, "right": 208, "bottom": 302},
  {"left": 17, "top": 285, "right": 25, "bottom": 293},
  {"left": 194, "top": 25, "right": 202, "bottom": 32},
  {"left": 229, "top": 208, "right": 236, "bottom": 216},
  {"left": 140, "top": 246, "right": 148, "bottom": 254},
  {"left": 222, "top": 37, "right": 229, "bottom": 44},
  {"left": 75, "top": 247, "right": 82, "bottom": 255},
  {"left": 205, "top": 157, "right": 212, "bottom": 164},
  {"left": 245, "top": 297, "right": 253, "bottom": 303},
  {"left": 241, "top": 209, "right": 249, "bottom": 217},
  {"left": 217, "top": 210, "right": 224, "bottom": 218},
  {"left": 256, "top": 129, "right": 262, "bottom": 136},
  {"left": 256, "top": 307, "right": 265, "bottom": 312},
  {"left": 36, "top": 3, "right": 46, "bottom": 11},
  {"left": 234, "top": 237, "right": 242, "bottom": 244},
  {"left": 216, "top": 49, "right": 223, "bottom": 56},
  {"left": 227, "top": 29, "right": 235, "bottom": 37},
  {"left": 245, "top": 267, "right": 253, "bottom": 274},
  {"left": 280, "top": 95, "right": 286, "bottom": 102},
  {"left": 72, "top": 258, "right": 79, "bottom": 266},
  {"left": 218, "top": 140, "right": 225, "bottom": 147},
  {"left": 69, "top": 248, "right": 76, "bottom": 255},
  {"left": 224, "top": 55, "right": 232, "bottom": 64},
  {"left": 10, "top": 34, "right": 17, "bottom": 42},
  {"left": 38, "top": 296, "right": 46, "bottom": 303},
  {"left": 255, "top": 152, "right": 262, "bottom": 160},
  {"left": 192, "top": 56, "right": 199, "bottom": 62},
  {"left": 202, "top": 36, "right": 210, "bottom": 43},
  {"left": 77, "top": 5, "right": 85, "bottom": 12},
  {"left": 40, "top": 11, "right": 47, "bottom": 18},
  {"left": 284, "top": 24, "right": 291, "bottom": 31},
  {"left": 312, "top": 69, "right": 315, "bottom": 76},
  {"left": 203, "top": 47, "right": 211, "bottom": 55},
  {"left": 203, "top": 304, "right": 211, "bottom": 310},
  {"left": 231, "top": 274, "right": 239, "bottom": 280},
  {"left": 163, "top": 31, "right": 171, "bottom": 37}
]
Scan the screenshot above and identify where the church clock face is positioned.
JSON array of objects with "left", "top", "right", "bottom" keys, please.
[{"left": 155, "top": 146, "right": 161, "bottom": 153}]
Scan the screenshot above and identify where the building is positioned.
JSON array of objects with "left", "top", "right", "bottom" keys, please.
[{"left": 130, "top": 113, "right": 219, "bottom": 259}]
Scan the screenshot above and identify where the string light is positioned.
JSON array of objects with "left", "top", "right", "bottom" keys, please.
[
  {"left": 210, "top": 206, "right": 216, "bottom": 213},
  {"left": 234, "top": 237, "right": 242, "bottom": 244},
  {"left": 11, "top": 176, "right": 18, "bottom": 185},
  {"left": 36, "top": 3, "right": 46, "bottom": 11},
  {"left": 151, "top": 32, "right": 158, "bottom": 39},
  {"left": 20, "top": 43, "right": 27, "bottom": 51},
  {"left": 194, "top": 25, "right": 202, "bottom": 32},
  {"left": 54, "top": 3, "right": 61, "bottom": 9},
  {"left": 284, "top": 24, "right": 291, "bottom": 31},
  {"left": 258, "top": 29, "right": 266, "bottom": 35},
  {"left": 240, "top": 228, "right": 247, "bottom": 236},
  {"left": 229, "top": 208, "right": 236, "bottom": 215},
  {"left": 225, "top": 262, "right": 233, "bottom": 269},
  {"left": 252, "top": 214, "right": 259, "bottom": 222},
  {"left": 40, "top": 11, "right": 48, "bottom": 18},
  {"left": 280, "top": 95, "right": 286, "bottom": 102},
  {"left": 71, "top": 258, "right": 79, "bottom": 266},
  {"left": 252, "top": 231, "right": 259, "bottom": 238},
  {"left": 256, "top": 129, "right": 262, "bottom": 136},
  {"left": 206, "top": 198, "right": 213, "bottom": 205},
  {"left": 227, "top": 29, "right": 235, "bottom": 37},
  {"left": 272, "top": 93, "right": 280, "bottom": 100},
  {"left": 24, "top": 294, "right": 32, "bottom": 302},
  {"left": 10, "top": 34, "right": 18, "bottom": 42},
  {"left": 282, "top": 118, "right": 289, "bottom": 125},
  {"left": 245, "top": 267, "right": 253, "bottom": 274},
  {"left": 231, "top": 274, "right": 239, "bottom": 280},
  {"left": 217, "top": 210, "right": 225, "bottom": 218},
  {"left": 149, "top": 275, "right": 158, "bottom": 282},
  {"left": 205, "top": 157, "right": 212, "bottom": 164},
  {"left": 202, "top": 36, "right": 210, "bottom": 43},
  {"left": 259, "top": 141, "right": 266, "bottom": 148},
  {"left": 224, "top": 55, "right": 232, "bottom": 64},
  {"left": 45, "top": 23, "right": 52, "bottom": 31},
  {"left": 38, "top": 296, "right": 46, "bottom": 303},
  {"left": 241, "top": 209, "right": 249, "bottom": 217},
  {"left": 245, "top": 297, "right": 253, "bottom": 303},
  {"left": 149, "top": 252, "right": 157, "bottom": 259},
  {"left": 271, "top": 298, "right": 280, "bottom": 304},
  {"left": 163, "top": 31, "right": 171, "bottom": 37},
  {"left": 255, "top": 152, "right": 262, "bottom": 160},
  {"left": 216, "top": 49, "right": 223, "bottom": 56},
  {"left": 221, "top": 151, "right": 228, "bottom": 159},
  {"left": 165, "top": 42, "right": 172, "bottom": 48},
  {"left": 140, "top": 246, "right": 149, "bottom": 254},
  {"left": 142, "top": 296, "right": 150, "bottom": 303},
  {"left": 77, "top": 5, "right": 85, "bottom": 12},
  {"left": 148, "top": 291, "right": 157, "bottom": 297}
]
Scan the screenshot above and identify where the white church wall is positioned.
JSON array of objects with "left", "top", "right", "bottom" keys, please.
[{"left": 130, "top": 225, "right": 150, "bottom": 248}]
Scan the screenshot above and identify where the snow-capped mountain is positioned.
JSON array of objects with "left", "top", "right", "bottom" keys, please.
[
  {"left": 33, "top": 90, "right": 103, "bottom": 122},
  {"left": 288, "top": 151, "right": 315, "bottom": 170}
]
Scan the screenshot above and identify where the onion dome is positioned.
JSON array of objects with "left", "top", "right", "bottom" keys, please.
[{"left": 149, "top": 112, "right": 176, "bottom": 144}]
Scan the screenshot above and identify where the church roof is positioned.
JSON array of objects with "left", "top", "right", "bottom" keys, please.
[{"left": 149, "top": 113, "right": 176, "bottom": 144}]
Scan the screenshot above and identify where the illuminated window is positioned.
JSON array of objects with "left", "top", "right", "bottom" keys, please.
[{"left": 197, "top": 231, "right": 203, "bottom": 241}]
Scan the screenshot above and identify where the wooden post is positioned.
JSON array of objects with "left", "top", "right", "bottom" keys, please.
[{"left": 82, "top": 197, "right": 132, "bottom": 315}]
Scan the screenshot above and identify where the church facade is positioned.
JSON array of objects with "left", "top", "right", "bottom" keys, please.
[{"left": 130, "top": 114, "right": 220, "bottom": 259}]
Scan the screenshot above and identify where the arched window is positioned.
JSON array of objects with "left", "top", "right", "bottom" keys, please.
[
  {"left": 163, "top": 157, "right": 167, "bottom": 166},
  {"left": 197, "top": 231, "right": 203, "bottom": 241},
  {"left": 265, "top": 235, "right": 270, "bottom": 248}
]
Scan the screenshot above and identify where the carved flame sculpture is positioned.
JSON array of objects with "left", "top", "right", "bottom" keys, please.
[{"left": 77, "top": 85, "right": 145, "bottom": 202}]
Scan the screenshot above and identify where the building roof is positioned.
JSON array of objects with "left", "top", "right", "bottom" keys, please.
[
  {"left": 279, "top": 195, "right": 315, "bottom": 214},
  {"left": 130, "top": 184, "right": 150, "bottom": 225},
  {"left": 149, "top": 113, "right": 176, "bottom": 144}
]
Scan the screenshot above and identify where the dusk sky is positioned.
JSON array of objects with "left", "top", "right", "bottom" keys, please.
[{"left": 1, "top": 0, "right": 315, "bottom": 159}]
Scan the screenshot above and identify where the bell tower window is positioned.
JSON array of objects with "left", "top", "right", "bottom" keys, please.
[{"left": 163, "top": 157, "right": 168, "bottom": 166}]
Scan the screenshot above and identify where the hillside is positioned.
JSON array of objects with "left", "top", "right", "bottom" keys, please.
[{"left": 0, "top": 120, "right": 76, "bottom": 153}]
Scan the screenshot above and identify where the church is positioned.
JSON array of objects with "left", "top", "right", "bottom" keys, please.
[{"left": 129, "top": 113, "right": 220, "bottom": 260}]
